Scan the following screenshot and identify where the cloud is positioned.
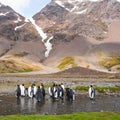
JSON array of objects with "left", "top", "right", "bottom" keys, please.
[{"left": 0, "top": 0, "right": 31, "bottom": 13}]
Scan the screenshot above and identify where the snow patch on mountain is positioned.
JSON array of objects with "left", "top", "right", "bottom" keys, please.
[
  {"left": 70, "top": 6, "right": 78, "bottom": 12},
  {"left": 68, "top": 0, "right": 88, "bottom": 3},
  {"left": 74, "top": 0, "right": 120, "bottom": 2},
  {"left": 55, "top": 0, "right": 70, "bottom": 11},
  {"left": 74, "top": 8, "right": 87, "bottom": 14},
  {"left": 45, "top": 36, "right": 53, "bottom": 57},
  {"left": 55, "top": 0, "right": 120, "bottom": 14},
  {"left": 14, "top": 13, "right": 22, "bottom": 23},
  {"left": 55, "top": 0, "right": 104, "bottom": 13},
  {"left": 55, "top": 0, "right": 88, "bottom": 14},
  {"left": 55, "top": 0, "right": 65, "bottom": 8},
  {"left": 29, "top": 17, "right": 53, "bottom": 57},
  {"left": 0, "top": 3, "right": 4, "bottom": 7},
  {"left": 25, "top": 18, "right": 29, "bottom": 22},
  {"left": 0, "top": 12, "right": 9, "bottom": 16},
  {"left": 29, "top": 17, "right": 47, "bottom": 42},
  {"left": 14, "top": 23, "right": 26, "bottom": 31},
  {"left": 57, "top": 0, "right": 120, "bottom": 4}
]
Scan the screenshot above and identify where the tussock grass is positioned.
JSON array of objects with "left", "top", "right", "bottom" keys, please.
[
  {"left": 13, "top": 52, "right": 29, "bottom": 57},
  {"left": 58, "top": 57, "right": 77, "bottom": 70},
  {"left": 75, "top": 86, "right": 120, "bottom": 93},
  {"left": 95, "top": 21, "right": 108, "bottom": 31},
  {"left": 0, "top": 59, "right": 42, "bottom": 73},
  {"left": 99, "top": 56, "right": 120, "bottom": 69},
  {"left": 75, "top": 86, "right": 89, "bottom": 91},
  {"left": 95, "top": 86, "right": 120, "bottom": 93}
]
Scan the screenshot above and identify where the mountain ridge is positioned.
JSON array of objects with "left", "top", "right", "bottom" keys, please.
[{"left": 0, "top": 0, "right": 120, "bottom": 74}]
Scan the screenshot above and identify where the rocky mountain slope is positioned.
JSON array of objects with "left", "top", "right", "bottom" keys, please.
[
  {"left": 33, "top": 0, "right": 120, "bottom": 73},
  {"left": 0, "top": 3, "right": 46, "bottom": 73},
  {"left": 0, "top": 0, "right": 120, "bottom": 74}
]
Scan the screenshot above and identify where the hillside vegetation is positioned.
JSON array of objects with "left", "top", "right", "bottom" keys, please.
[
  {"left": 99, "top": 56, "right": 120, "bottom": 72},
  {"left": 0, "top": 57, "right": 42, "bottom": 73},
  {"left": 58, "top": 57, "right": 77, "bottom": 70}
]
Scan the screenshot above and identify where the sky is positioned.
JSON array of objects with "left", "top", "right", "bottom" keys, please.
[
  {"left": 0, "top": 0, "right": 120, "bottom": 18},
  {"left": 0, "top": 0, "right": 51, "bottom": 18}
]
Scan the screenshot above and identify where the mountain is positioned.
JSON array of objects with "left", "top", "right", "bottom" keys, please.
[
  {"left": 33, "top": 0, "right": 120, "bottom": 73},
  {"left": 0, "top": 0, "right": 120, "bottom": 74},
  {"left": 0, "top": 3, "right": 46, "bottom": 73}
]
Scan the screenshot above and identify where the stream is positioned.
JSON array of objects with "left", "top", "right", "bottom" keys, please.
[{"left": 0, "top": 94, "right": 120, "bottom": 115}]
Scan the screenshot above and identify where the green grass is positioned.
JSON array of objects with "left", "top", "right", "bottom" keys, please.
[
  {"left": 95, "top": 36, "right": 105, "bottom": 41},
  {"left": 46, "top": 26, "right": 57, "bottom": 33},
  {"left": 0, "top": 112, "right": 119, "bottom": 120},
  {"left": 0, "top": 59, "right": 42, "bottom": 73},
  {"left": 75, "top": 86, "right": 89, "bottom": 91},
  {"left": 75, "top": 86, "right": 120, "bottom": 93},
  {"left": 13, "top": 52, "right": 29, "bottom": 57},
  {"left": 95, "top": 86, "right": 120, "bottom": 93},
  {"left": 19, "top": 69, "right": 33, "bottom": 73},
  {"left": 99, "top": 56, "right": 120, "bottom": 70},
  {"left": 58, "top": 57, "right": 77, "bottom": 70},
  {"left": 95, "top": 21, "right": 108, "bottom": 31}
]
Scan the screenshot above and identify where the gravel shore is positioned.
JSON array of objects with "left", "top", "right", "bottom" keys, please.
[{"left": 0, "top": 76, "right": 120, "bottom": 94}]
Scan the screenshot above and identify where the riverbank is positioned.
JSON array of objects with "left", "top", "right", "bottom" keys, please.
[
  {"left": 0, "top": 76, "right": 120, "bottom": 117},
  {"left": 0, "top": 76, "right": 120, "bottom": 94}
]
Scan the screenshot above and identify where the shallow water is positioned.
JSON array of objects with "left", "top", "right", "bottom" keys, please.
[{"left": 0, "top": 94, "right": 120, "bottom": 115}]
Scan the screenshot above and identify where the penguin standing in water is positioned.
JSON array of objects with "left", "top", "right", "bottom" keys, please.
[
  {"left": 58, "top": 84, "right": 64, "bottom": 100},
  {"left": 40, "top": 83, "right": 45, "bottom": 99},
  {"left": 66, "top": 88, "right": 75, "bottom": 102},
  {"left": 28, "top": 84, "right": 37, "bottom": 98},
  {"left": 48, "top": 86, "right": 52, "bottom": 97},
  {"left": 28, "top": 85, "right": 34, "bottom": 98},
  {"left": 89, "top": 85, "right": 95, "bottom": 100},
  {"left": 33, "top": 84, "right": 37, "bottom": 97},
  {"left": 36, "top": 86, "right": 43, "bottom": 102},
  {"left": 20, "top": 84, "right": 25, "bottom": 97},
  {"left": 48, "top": 83, "right": 56, "bottom": 99},
  {"left": 16, "top": 85, "right": 21, "bottom": 98}
]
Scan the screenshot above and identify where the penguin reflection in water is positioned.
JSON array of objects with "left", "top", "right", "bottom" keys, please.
[{"left": 89, "top": 85, "right": 95, "bottom": 100}]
